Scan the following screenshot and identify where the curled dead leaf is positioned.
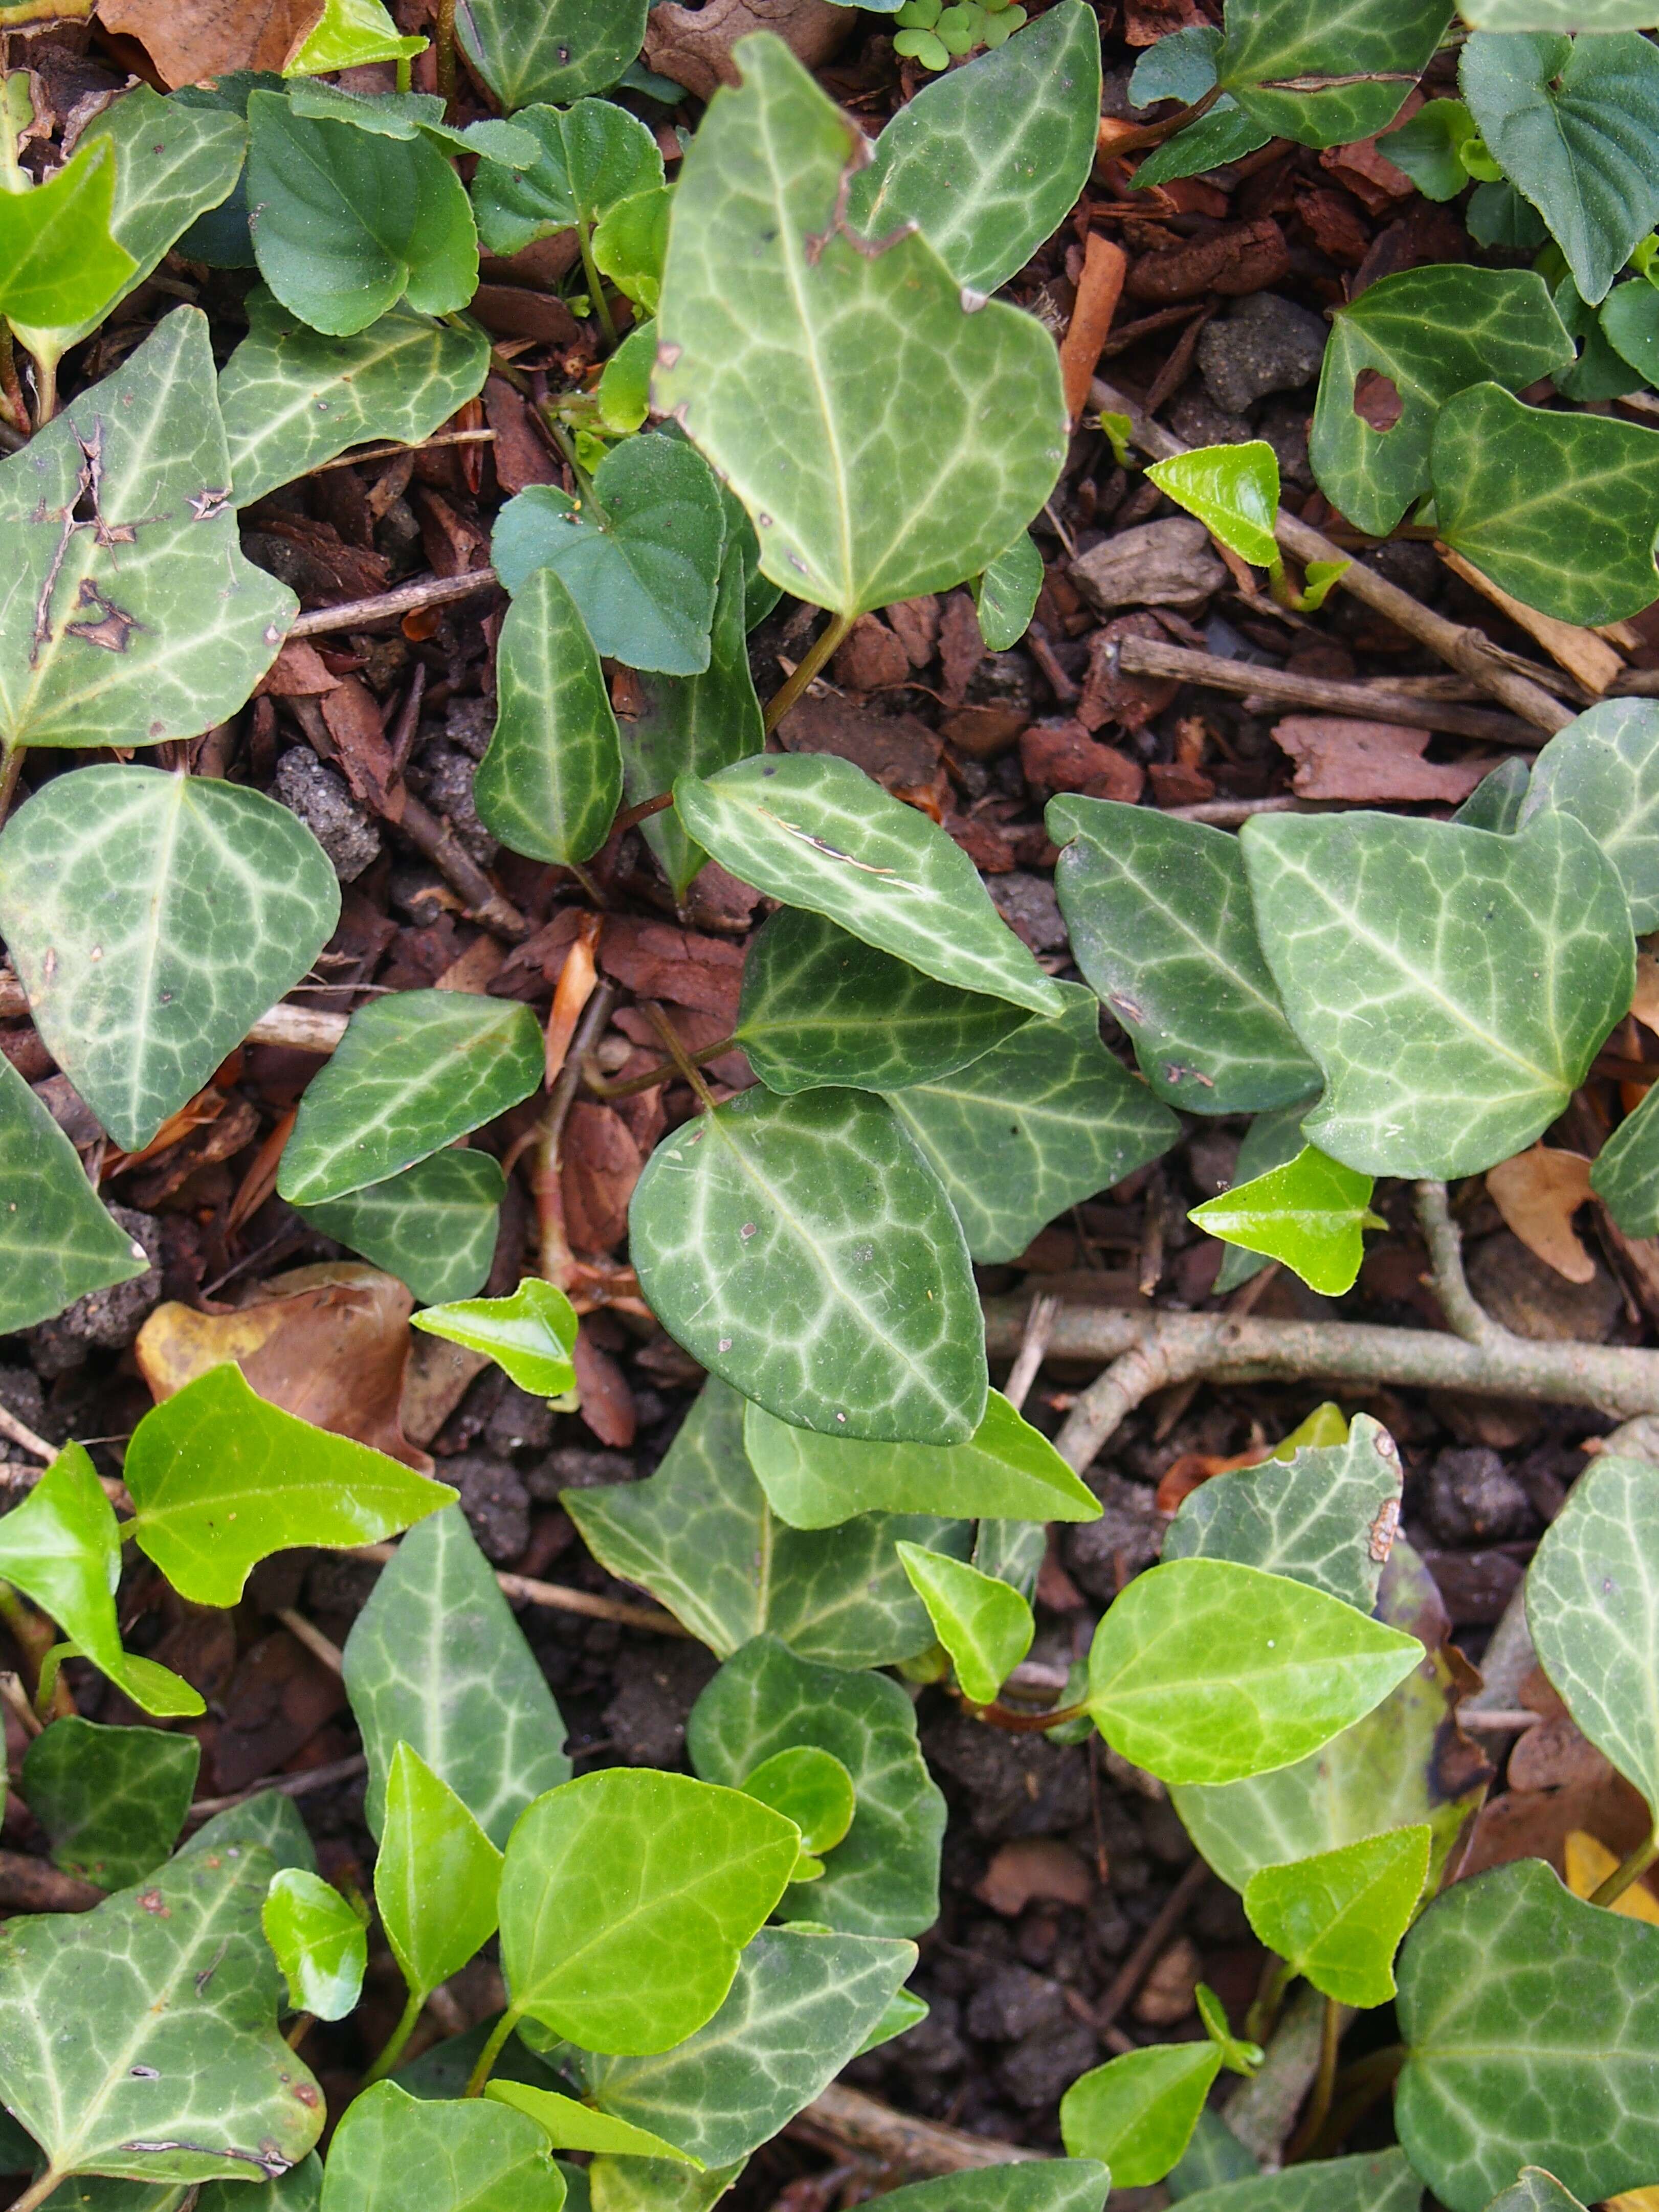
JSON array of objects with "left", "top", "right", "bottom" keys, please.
[
  {"left": 96, "top": 0, "right": 323, "bottom": 86},
  {"left": 1486, "top": 1145, "right": 1595, "bottom": 1286},
  {"left": 643, "top": 0, "right": 853, "bottom": 102}
]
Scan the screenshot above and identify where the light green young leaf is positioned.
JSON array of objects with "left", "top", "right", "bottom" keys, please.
[
  {"left": 566, "top": 1380, "right": 970, "bottom": 1669},
  {"left": 472, "top": 99, "right": 662, "bottom": 256},
  {"left": 485, "top": 2085, "right": 698, "bottom": 2165},
  {"left": 21, "top": 1717, "right": 197, "bottom": 1890},
  {"left": 1383, "top": 99, "right": 1484, "bottom": 200},
  {"left": 125, "top": 1361, "right": 454, "bottom": 1606},
  {"left": 567, "top": 1928, "right": 916, "bottom": 2168},
  {"left": 0, "top": 1443, "right": 202, "bottom": 1718},
  {"left": 345, "top": 1504, "right": 571, "bottom": 1847},
  {"left": 737, "top": 1745, "right": 853, "bottom": 1864},
  {"left": 1309, "top": 266, "right": 1571, "bottom": 538},
  {"left": 476, "top": 565, "right": 622, "bottom": 866},
  {"left": 844, "top": 2, "right": 1100, "bottom": 296},
  {"left": 285, "top": 0, "right": 427, "bottom": 72},
  {"left": 630, "top": 1084, "right": 987, "bottom": 1443},
  {"left": 1171, "top": 2151, "right": 1423, "bottom": 2212},
  {"left": 1590, "top": 1080, "right": 1659, "bottom": 1234},
  {"left": 245, "top": 93, "right": 477, "bottom": 338},
  {"left": 1087, "top": 1558, "right": 1421, "bottom": 1785},
  {"left": 591, "top": 186, "right": 670, "bottom": 314},
  {"left": 1480, "top": 2177, "right": 1586, "bottom": 2212},
  {"left": 599, "top": 320, "right": 656, "bottom": 437},
  {"left": 1430, "top": 382, "right": 1659, "bottom": 624},
  {"left": 1527, "top": 1451, "right": 1659, "bottom": 1815},
  {"left": 220, "top": 294, "right": 489, "bottom": 506},
  {"left": 492, "top": 439, "right": 723, "bottom": 678},
  {"left": 654, "top": 35, "right": 1066, "bottom": 616},
  {"left": 0, "top": 139, "right": 134, "bottom": 333},
  {"left": 743, "top": 1389, "right": 1098, "bottom": 1530},
  {"left": 1164, "top": 1413, "right": 1402, "bottom": 1614},
  {"left": 0, "top": 1844, "right": 323, "bottom": 2191},
  {"left": 9, "top": 87, "right": 242, "bottom": 367},
  {"left": 1059, "top": 2043, "right": 1220, "bottom": 2189},
  {"left": 621, "top": 548, "right": 763, "bottom": 903},
  {"left": 498, "top": 1771, "right": 799, "bottom": 2054},
  {"left": 1148, "top": 441, "right": 1279, "bottom": 569},
  {"left": 1518, "top": 698, "right": 1659, "bottom": 928},
  {"left": 0, "top": 765, "right": 339, "bottom": 1152},
  {"left": 976, "top": 531, "right": 1044, "bottom": 651},
  {"left": 263, "top": 1869, "right": 367, "bottom": 2022},
  {"left": 1461, "top": 30, "right": 1659, "bottom": 303},
  {"left": 736, "top": 910, "right": 1032, "bottom": 1097},
  {"left": 1245, "top": 1826, "right": 1430, "bottom": 2008},
  {"left": 1211, "top": 1097, "right": 1312, "bottom": 1294},
  {"left": 1397, "top": 1858, "right": 1659, "bottom": 2211},
  {"left": 457, "top": 0, "right": 649, "bottom": 108},
  {"left": 1188, "top": 1144, "right": 1382, "bottom": 1298},
  {"left": 1050, "top": 799, "right": 1318, "bottom": 1113},
  {"left": 0, "top": 1060, "right": 149, "bottom": 1334},
  {"left": 896, "top": 1545, "right": 1033, "bottom": 1705},
  {"left": 1454, "top": 756, "right": 1531, "bottom": 834},
  {"left": 1217, "top": 0, "right": 1452, "bottom": 145},
  {"left": 411, "top": 1281, "right": 578, "bottom": 1403},
  {"left": 320, "top": 2082, "right": 562, "bottom": 2212},
  {"left": 677, "top": 755, "right": 1062, "bottom": 1018},
  {"left": 278, "top": 991, "right": 544, "bottom": 1207},
  {"left": 688, "top": 1634, "right": 944, "bottom": 1936},
  {"left": 298, "top": 1151, "right": 504, "bottom": 1307},
  {"left": 377, "top": 1743, "right": 504, "bottom": 2004},
  {"left": 0, "top": 308, "right": 294, "bottom": 753}
]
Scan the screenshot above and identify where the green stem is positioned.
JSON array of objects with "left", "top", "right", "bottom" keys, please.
[
  {"left": 362, "top": 1986, "right": 425, "bottom": 2088},
  {"left": 539, "top": 410, "right": 596, "bottom": 503},
  {"left": 1245, "top": 1956, "right": 1293, "bottom": 2047},
  {"left": 762, "top": 612, "right": 854, "bottom": 736},
  {"left": 0, "top": 743, "right": 24, "bottom": 833},
  {"left": 7, "top": 2168, "right": 64, "bottom": 2212},
  {"left": 435, "top": 0, "right": 458, "bottom": 106},
  {"left": 576, "top": 222, "right": 618, "bottom": 352},
  {"left": 1591, "top": 1829, "right": 1659, "bottom": 1908},
  {"left": 395, "top": 53, "right": 413, "bottom": 93},
  {"left": 464, "top": 2007, "right": 521, "bottom": 2098}
]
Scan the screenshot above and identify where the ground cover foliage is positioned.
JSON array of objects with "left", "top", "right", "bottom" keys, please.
[{"left": 5, "top": 0, "right": 1659, "bottom": 2208}]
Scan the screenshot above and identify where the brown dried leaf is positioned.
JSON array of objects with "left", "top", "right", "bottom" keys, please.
[
  {"left": 599, "top": 916, "right": 747, "bottom": 1024},
  {"left": 483, "top": 376, "right": 558, "bottom": 495},
  {"left": 975, "top": 1838, "right": 1096, "bottom": 1915},
  {"left": 643, "top": 0, "right": 853, "bottom": 101},
  {"left": 1126, "top": 220, "right": 1290, "bottom": 303},
  {"left": 1486, "top": 1145, "right": 1595, "bottom": 1286},
  {"left": 321, "top": 675, "right": 404, "bottom": 820},
  {"left": 256, "top": 640, "right": 341, "bottom": 699},
  {"left": 1019, "top": 719, "right": 1145, "bottom": 802},
  {"left": 830, "top": 615, "right": 910, "bottom": 694},
  {"left": 1270, "top": 716, "right": 1496, "bottom": 802},
  {"left": 779, "top": 690, "right": 944, "bottom": 795},
  {"left": 96, "top": 0, "right": 321, "bottom": 85},
  {"left": 572, "top": 1323, "right": 636, "bottom": 1447},
  {"left": 563, "top": 1102, "right": 644, "bottom": 1253},
  {"left": 1631, "top": 950, "right": 1659, "bottom": 1034}
]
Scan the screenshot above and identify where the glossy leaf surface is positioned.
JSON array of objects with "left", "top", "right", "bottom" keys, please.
[
  {"left": 1519, "top": 697, "right": 1659, "bottom": 928},
  {"left": 476, "top": 565, "right": 621, "bottom": 866},
  {"left": 470, "top": 98, "right": 662, "bottom": 255},
  {"left": 320, "top": 2082, "right": 562, "bottom": 2212},
  {"left": 1148, "top": 441, "right": 1279, "bottom": 569},
  {"left": 896, "top": 1545, "right": 1032, "bottom": 1705},
  {"left": 1060, "top": 2043, "right": 1219, "bottom": 2189},
  {"left": 263, "top": 1869, "right": 367, "bottom": 2022},
  {"left": 484, "top": 2084, "right": 697, "bottom": 2165},
  {"left": 456, "top": 0, "right": 650, "bottom": 108},
  {"left": 1244, "top": 1825, "right": 1430, "bottom": 2008},
  {"left": 0, "top": 1060, "right": 148, "bottom": 1335},
  {"left": 21, "top": 1718, "right": 197, "bottom": 1890},
  {"left": 1218, "top": 0, "right": 1451, "bottom": 144},
  {"left": 1188, "top": 1144, "right": 1382, "bottom": 1298},
  {"left": 410, "top": 1282, "right": 578, "bottom": 1404},
  {"left": 297, "top": 1151, "right": 504, "bottom": 1307},
  {"left": 377, "top": 1744, "right": 503, "bottom": 2001}
]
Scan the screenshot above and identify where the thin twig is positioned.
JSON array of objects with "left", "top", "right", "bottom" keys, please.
[
  {"left": 0, "top": 1404, "right": 53, "bottom": 1464},
  {"left": 793, "top": 2085, "right": 1038, "bottom": 2173},
  {"left": 1415, "top": 1180, "right": 1501, "bottom": 1349},
  {"left": 305, "top": 428, "right": 495, "bottom": 477},
  {"left": 1094, "top": 1856, "right": 1210, "bottom": 2030},
  {"left": 185, "top": 1752, "right": 368, "bottom": 1823},
  {"left": 1002, "top": 1294, "right": 1059, "bottom": 1416},
  {"left": 289, "top": 568, "right": 500, "bottom": 638},
  {"left": 351, "top": 1540, "right": 692, "bottom": 1636},
  {"left": 274, "top": 1607, "right": 344, "bottom": 1677}
]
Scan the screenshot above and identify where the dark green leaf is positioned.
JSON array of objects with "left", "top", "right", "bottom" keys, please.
[
  {"left": 1188, "top": 1144, "right": 1382, "bottom": 1298},
  {"left": 976, "top": 532, "right": 1044, "bottom": 650},
  {"left": 180, "top": 1793, "right": 317, "bottom": 1878},
  {"left": 476, "top": 565, "right": 622, "bottom": 865},
  {"left": 21, "top": 1718, "right": 197, "bottom": 1890},
  {"left": 262, "top": 1869, "right": 366, "bottom": 2022},
  {"left": 278, "top": 991, "right": 544, "bottom": 1206},
  {"left": 1171, "top": 2151, "right": 1422, "bottom": 2212},
  {"left": 1481, "top": 2177, "right": 1586, "bottom": 2212},
  {"left": 456, "top": 0, "right": 650, "bottom": 108},
  {"left": 1454, "top": 757, "right": 1530, "bottom": 833},
  {"left": 1589, "top": 1080, "right": 1659, "bottom": 1233},
  {"left": 471, "top": 98, "right": 662, "bottom": 256},
  {"left": 1218, "top": 0, "right": 1452, "bottom": 146},
  {"left": 896, "top": 1544, "right": 1032, "bottom": 1704},
  {"left": 1549, "top": 271, "right": 1641, "bottom": 401},
  {"left": 1050, "top": 800, "right": 1318, "bottom": 1113},
  {"left": 628, "top": 1085, "right": 987, "bottom": 1444},
  {"left": 320, "top": 2082, "right": 563, "bottom": 2212},
  {"left": 846, "top": 2164, "right": 1107, "bottom": 2212},
  {"left": 1519, "top": 698, "right": 1659, "bottom": 927},
  {"left": 1600, "top": 277, "right": 1659, "bottom": 384},
  {"left": 297, "top": 1150, "right": 504, "bottom": 1306},
  {"left": 0, "top": 765, "right": 340, "bottom": 1152},
  {"left": 0, "top": 1060, "right": 149, "bottom": 1335},
  {"left": 409, "top": 1282, "right": 579, "bottom": 1403}
]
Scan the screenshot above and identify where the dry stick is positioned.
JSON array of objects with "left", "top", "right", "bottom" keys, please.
[
  {"left": 275, "top": 1606, "right": 344, "bottom": 1677},
  {"left": 351, "top": 1539, "right": 692, "bottom": 1637},
  {"left": 305, "top": 428, "right": 495, "bottom": 477},
  {"left": 289, "top": 568, "right": 501, "bottom": 638},
  {"left": 1094, "top": 1854, "right": 1210, "bottom": 2030},
  {"left": 793, "top": 2084, "right": 1038, "bottom": 2173},
  {"left": 1002, "top": 1293, "right": 1059, "bottom": 1417},
  {"left": 185, "top": 1752, "right": 369, "bottom": 1824},
  {"left": 1111, "top": 634, "right": 1543, "bottom": 747},
  {"left": 1088, "top": 376, "right": 1573, "bottom": 735},
  {"left": 397, "top": 792, "right": 532, "bottom": 945}
]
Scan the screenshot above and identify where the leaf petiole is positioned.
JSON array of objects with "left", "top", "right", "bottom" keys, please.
[
  {"left": 361, "top": 1985, "right": 426, "bottom": 2088},
  {"left": 464, "top": 2005, "right": 523, "bottom": 2097},
  {"left": 1590, "top": 1829, "right": 1659, "bottom": 1909}
]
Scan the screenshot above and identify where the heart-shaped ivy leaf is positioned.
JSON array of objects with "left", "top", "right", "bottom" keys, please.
[
  {"left": 0, "top": 139, "right": 134, "bottom": 336},
  {"left": 1217, "top": 0, "right": 1453, "bottom": 146},
  {"left": 1519, "top": 698, "right": 1659, "bottom": 927},
  {"left": 321, "top": 2083, "right": 562, "bottom": 2212},
  {"left": 0, "top": 765, "right": 340, "bottom": 1152},
  {"left": 628, "top": 1084, "right": 987, "bottom": 1444},
  {"left": 1243, "top": 1825, "right": 1431, "bottom": 2009},
  {"left": 896, "top": 1544, "right": 1033, "bottom": 1705},
  {"left": 21, "top": 1717, "right": 198, "bottom": 1890},
  {"left": 0, "top": 1059, "right": 149, "bottom": 1335},
  {"left": 455, "top": 0, "right": 649, "bottom": 108},
  {"left": 1188, "top": 1144, "right": 1383, "bottom": 1298},
  {"left": 470, "top": 97, "right": 663, "bottom": 256},
  {"left": 296, "top": 1150, "right": 505, "bottom": 1307},
  {"left": 475, "top": 564, "right": 622, "bottom": 865},
  {"left": 654, "top": 34, "right": 1067, "bottom": 615}
]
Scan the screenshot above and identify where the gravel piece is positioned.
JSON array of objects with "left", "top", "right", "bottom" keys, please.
[
  {"left": 1424, "top": 1446, "right": 1535, "bottom": 1546},
  {"left": 987, "top": 870, "right": 1068, "bottom": 954},
  {"left": 1169, "top": 386, "right": 1254, "bottom": 450},
  {"left": 274, "top": 748, "right": 381, "bottom": 882},
  {"left": 1071, "top": 518, "right": 1227, "bottom": 612},
  {"left": 1197, "top": 292, "right": 1328, "bottom": 415},
  {"left": 407, "top": 740, "right": 496, "bottom": 865}
]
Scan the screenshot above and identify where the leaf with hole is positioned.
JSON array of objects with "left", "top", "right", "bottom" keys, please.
[
  {"left": 653, "top": 35, "right": 1066, "bottom": 615},
  {"left": 1059, "top": 2043, "right": 1222, "bottom": 2189},
  {"left": 565, "top": 1380, "right": 970, "bottom": 1668},
  {"left": 742, "top": 1389, "right": 1097, "bottom": 1531},
  {"left": 498, "top": 1770, "right": 799, "bottom": 2055},
  {"left": 1215, "top": 0, "right": 1452, "bottom": 146},
  {"left": 843, "top": 2, "right": 1100, "bottom": 296},
  {"left": 125, "top": 1361, "right": 454, "bottom": 1606},
  {"left": 296, "top": 1150, "right": 505, "bottom": 1308},
  {"left": 0, "top": 764, "right": 340, "bottom": 1152},
  {"left": 1309, "top": 265, "right": 1571, "bottom": 539},
  {"left": 492, "top": 436, "right": 724, "bottom": 678},
  {"left": 1430, "top": 382, "right": 1659, "bottom": 624},
  {"left": 279, "top": 991, "right": 544, "bottom": 1206},
  {"left": 376, "top": 1743, "right": 504, "bottom": 2011},
  {"left": 564, "top": 1927, "right": 916, "bottom": 2168},
  {"left": 471, "top": 98, "right": 662, "bottom": 256},
  {"left": 0, "top": 138, "right": 134, "bottom": 337},
  {"left": 262, "top": 1869, "right": 366, "bottom": 2023},
  {"left": 0, "top": 1843, "right": 323, "bottom": 2191},
  {"left": 220, "top": 293, "right": 490, "bottom": 506},
  {"left": 1164, "top": 1413, "right": 1403, "bottom": 1613},
  {"left": 0, "top": 1443, "right": 202, "bottom": 1718},
  {"left": 0, "top": 1060, "right": 149, "bottom": 1335},
  {"left": 1242, "top": 809, "right": 1632, "bottom": 1177},
  {"left": 677, "top": 754, "right": 1062, "bottom": 1019},
  {"left": 484, "top": 2085, "right": 699, "bottom": 2165},
  {"left": 245, "top": 91, "right": 477, "bottom": 338},
  {"left": 1188, "top": 1143, "right": 1383, "bottom": 1298},
  {"left": 475, "top": 565, "right": 622, "bottom": 867},
  {"left": 1244, "top": 1825, "right": 1430, "bottom": 2008},
  {"left": 629, "top": 1084, "right": 986, "bottom": 1443},
  {"left": 1518, "top": 698, "right": 1659, "bottom": 929},
  {"left": 1087, "top": 1558, "right": 1421, "bottom": 1785},
  {"left": 409, "top": 1281, "right": 579, "bottom": 1405},
  {"left": 1397, "top": 1857, "right": 1659, "bottom": 2210},
  {"left": 456, "top": 0, "right": 649, "bottom": 108},
  {"left": 1050, "top": 800, "right": 1317, "bottom": 1113},
  {"left": 0, "top": 308, "right": 293, "bottom": 753},
  {"left": 320, "top": 2082, "right": 563, "bottom": 2212},
  {"left": 21, "top": 1718, "right": 197, "bottom": 1891},
  {"left": 1461, "top": 30, "right": 1659, "bottom": 304},
  {"left": 896, "top": 1545, "right": 1032, "bottom": 1705}
]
